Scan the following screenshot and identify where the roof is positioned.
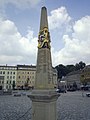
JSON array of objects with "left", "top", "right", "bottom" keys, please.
[
  {"left": 17, "top": 65, "right": 36, "bottom": 68},
  {"left": 67, "top": 70, "right": 82, "bottom": 76}
]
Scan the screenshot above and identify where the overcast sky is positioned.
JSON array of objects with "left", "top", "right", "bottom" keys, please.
[{"left": 0, "top": 0, "right": 90, "bottom": 67}]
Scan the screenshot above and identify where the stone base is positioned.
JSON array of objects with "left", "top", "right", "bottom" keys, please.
[{"left": 28, "top": 90, "right": 60, "bottom": 120}]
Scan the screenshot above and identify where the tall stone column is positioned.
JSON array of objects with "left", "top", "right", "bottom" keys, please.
[{"left": 28, "top": 6, "right": 60, "bottom": 120}]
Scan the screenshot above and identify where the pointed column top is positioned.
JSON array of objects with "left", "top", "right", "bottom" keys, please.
[{"left": 40, "top": 6, "right": 48, "bottom": 30}]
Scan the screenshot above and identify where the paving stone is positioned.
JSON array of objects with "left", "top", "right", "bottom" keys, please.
[
  {"left": 57, "top": 91, "right": 90, "bottom": 120},
  {"left": 0, "top": 91, "right": 90, "bottom": 120}
]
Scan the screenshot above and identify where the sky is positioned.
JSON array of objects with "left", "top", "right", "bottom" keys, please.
[{"left": 0, "top": 0, "right": 90, "bottom": 67}]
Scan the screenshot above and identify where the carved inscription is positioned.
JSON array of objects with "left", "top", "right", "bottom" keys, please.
[
  {"left": 36, "top": 48, "right": 53, "bottom": 87},
  {"left": 48, "top": 64, "right": 53, "bottom": 84}
]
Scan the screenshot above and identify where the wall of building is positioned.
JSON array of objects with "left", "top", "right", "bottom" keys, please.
[
  {"left": 16, "top": 65, "right": 36, "bottom": 89},
  {"left": 65, "top": 70, "right": 82, "bottom": 89},
  {"left": 0, "top": 65, "right": 57, "bottom": 90},
  {"left": 80, "top": 65, "right": 90, "bottom": 85},
  {"left": 0, "top": 65, "right": 17, "bottom": 90}
]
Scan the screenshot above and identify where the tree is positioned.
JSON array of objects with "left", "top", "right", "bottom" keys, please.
[
  {"left": 75, "top": 61, "right": 86, "bottom": 70},
  {"left": 55, "top": 64, "right": 67, "bottom": 79},
  {"left": 79, "top": 61, "right": 86, "bottom": 69},
  {"left": 66, "top": 65, "right": 75, "bottom": 74},
  {"left": 55, "top": 61, "right": 86, "bottom": 79},
  {"left": 75, "top": 63, "right": 80, "bottom": 70}
]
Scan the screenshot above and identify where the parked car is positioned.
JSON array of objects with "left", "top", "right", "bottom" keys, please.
[
  {"left": 67, "top": 87, "right": 76, "bottom": 92},
  {"left": 81, "top": 85, "right": 90, "bottom": 91},
  {"left": 56, "top": 88, "right": 66, "bottom": 93},
  {"left": 86, "top": 93, "right": 90, "bottom": 97}
]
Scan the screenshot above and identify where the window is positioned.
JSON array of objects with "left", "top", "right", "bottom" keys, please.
[
  {"left": 0, "top": 76, "right": 4, "bottom": 80},
  {"left": 18, "top": 76, "right": 20, "bottom": 79},
  {"left": 0, "top": 71, "right": 2, "bottom": 74},
  {"left": 13, "top": 81, "right": 15, "bottom": 85},
  {"left": 3, "top": 71, "right": 5, "bottom": 74},
  {"left": 7, "top": 76, "right": 9, "bottom": 79},
  {"left": 9, "top": 86, "right": 11, "bottom": 89},
  {"left": 13, "top": 72, "right": 15, "bottom": 74},
  {"left": 6, "top": 85, "right": 8, "bottom": 89},
  {"left": 7, "top": 72, "right": 9, "bottom": 74}
]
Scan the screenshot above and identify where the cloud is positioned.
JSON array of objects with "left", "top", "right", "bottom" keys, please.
[
  {"left": 52, "top": 16, "right": 90, "bottom": 66},
  {"left": 0, "top": 0, "right": 41, "bottom": 9},
  {"left": 48, "top": 6, "right": 72, "bottom": 32},
  {"left": 48, "top": 6, "right": 73, "bottom": 53},
  {"left": 0, "top": 18, "right": 37, "bottom": 65},
  {"left": 0, "top": 6, "right": 90, "bottom": 67}
]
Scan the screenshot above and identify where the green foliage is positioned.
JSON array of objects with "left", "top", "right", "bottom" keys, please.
[
  {"left": 66, "top": 65, "right": 75, "bottom": 73},
  {"left": 55, "top": 61, "right": 86, "bottom": 79},
  {"left": 75, "top": 61, "right": 86, "bottom": 70},
  {"left": 55, "top": 64, "right": 67, "bottom": 79}
]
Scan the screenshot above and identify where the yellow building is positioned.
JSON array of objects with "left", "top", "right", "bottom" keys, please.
[
  {"left": 16, "top": 65, "right": 36, "bottom": 89},
  {"left": 0, "top": 64, "right": 57, "bottom": 90},
  {"left": 81, "top": 65, "right": 90, "bottom": 85},
  {"left": 16, "top": 65, "right": 58, "bottom": 89}
]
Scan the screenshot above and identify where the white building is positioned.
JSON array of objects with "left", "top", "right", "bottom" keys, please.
[
  {"left": 0, "top": 65, "right": 57, "bottom": 90},
  {"left": 0, "top": 65, "right": 17, "bottom": 90}
]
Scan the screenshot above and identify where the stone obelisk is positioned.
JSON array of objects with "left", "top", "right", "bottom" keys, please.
[
  {"left": 28, "top": 6, "right": 59, "bottom": 120},
  {"left": 35, "top": 6, "right": 53, "bottom": 89}
]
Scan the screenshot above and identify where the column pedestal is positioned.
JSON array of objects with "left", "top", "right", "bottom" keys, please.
[{"left": 28, "top": 90, "right": 60, "bottom": 120}]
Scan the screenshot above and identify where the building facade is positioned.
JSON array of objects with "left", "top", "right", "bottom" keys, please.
[
  {"left": 80, "top": 65, "right": 90, "bottom": 85},
  {"left": 65, "top": 70, "right": 82, "bottom": 89},
  {"left": 16, "top": 65, "right": 36, "bottom": 89},
  {"left": 0, "top": 65, "right": 17, "bottom": 90},
  {"left": 0, "top": 65, "right": 57, "bottom": 90}
]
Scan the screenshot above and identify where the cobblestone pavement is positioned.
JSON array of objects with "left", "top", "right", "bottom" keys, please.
[
  {"left": 0, "top": 91, "right": 90, "bottom": 120},
  {"left": 0, "top": 94, "right": 32, "bottom": 120},
  {"left": 57, "top": 91, "right": 90, "bottom": 120}
]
